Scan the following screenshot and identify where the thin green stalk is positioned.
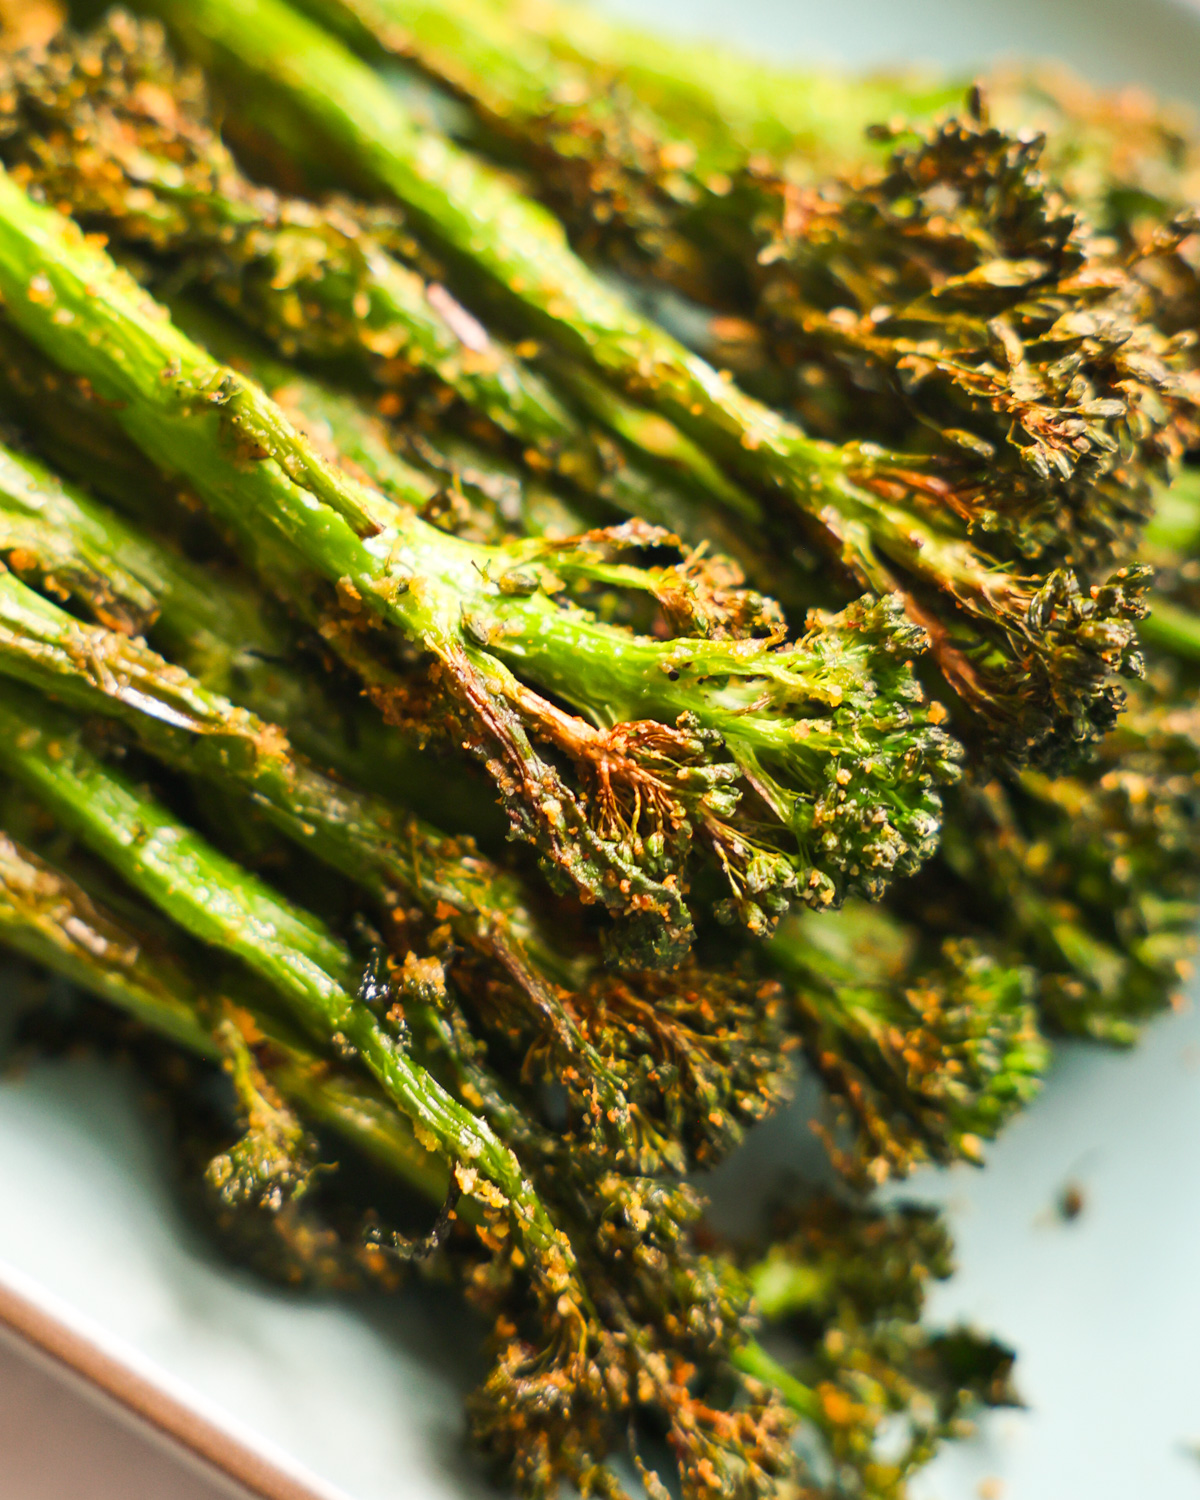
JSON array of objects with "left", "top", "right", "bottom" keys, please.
[
  {"left": 730, "top": 1340, "right": 822, "bottom": 1424},
  {"left": 288, "top": 0, "right": 949, "bottom": 297},
  {"left": 1140, "top": 594, "right": 1200, "bottom": 660},
  {"left": 0, "top": 826, "right": 214, "bottom": 1058},
  {"left": 122, "top": 0, "right": 939, "bottom": 500},
  {"left": 0, "top": 561, "right": 639, "bottom": 1138},
  {"left": 0, "top": 417, "right": 517, "bottom": 871},
  {"left": 0, "top": 823, "right": 450, "bottom": 1201},
  {"left": 0, "top": 442, "right": 160, "bottom": 631},
  {"left": 339, "top": 0, "right": 953, "bottom": 171},
  {"left": 0, "top": 403, "right": 483, "bottom": 828},
  {"left": 0, "top": 681, "right": 577, "bottom": 1284},
  {"left": 164, "top": 292, "right": 606, "bottom": 545},
  {"left": 162, "top": 295, "right": 801, "bottom": 628}
]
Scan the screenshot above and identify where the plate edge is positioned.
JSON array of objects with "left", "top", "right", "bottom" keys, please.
[{"left": 0, "top": 1260, "right": 347, "bottom": 1500}]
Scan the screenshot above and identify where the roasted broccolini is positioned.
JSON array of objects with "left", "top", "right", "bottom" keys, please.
[{"left": 0, "top": 8, "right": 1195, "bottom": 1500}]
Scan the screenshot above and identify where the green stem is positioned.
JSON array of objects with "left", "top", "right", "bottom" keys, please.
[
  {"left": 288, "top": 0, "right": 945, "bottom": 301},
  {"left": 0, "top": 826, "right": 215, "bottom": 1057},
  {"left": 126, "top": 0, "right": 903, "bottom": 521},
  {"left": 0, "top": 561, "right": 633, "bottom": 1131},
  {"left": 0, "top": 823, "right": 452, "bottom": 1201},
  {"left": 0, "top": 443, "right": 160, "bottom": 631},
  {"left": 0, "top": 682, "right": 575, "bottom": 1279},
  {"left": 325, "top": 0, "right": 952, "bottom": 173},
  {"left": 0, "top": 322, "right": 503, "bottom": 832},
  {"left": 165, "top": 292, "right": 617, "bottom": 546},
  {"left": 1141, "top": 594, "right": 1200, "bottom": 661},
  {"left": 171, "top": 292, "right": 784, "bottom": 599},
  {"left": 0, "top": 22, "right": 770, "bottom": 553},
  {"left": 731, "top": 1340, "right": 822, "bottom": 1423}
]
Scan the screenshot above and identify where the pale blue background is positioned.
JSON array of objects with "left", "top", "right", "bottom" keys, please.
[
  {"left": 597, "top": 0, "right": 1200, "bottom": 104},
  {"left": 4, "top": 2, "right": 1200, "bottom": 1498}
]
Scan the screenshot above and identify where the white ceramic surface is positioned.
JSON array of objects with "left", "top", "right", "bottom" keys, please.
[{"left": 4, "top": 4, "right": 1200, "bottom": 1498}]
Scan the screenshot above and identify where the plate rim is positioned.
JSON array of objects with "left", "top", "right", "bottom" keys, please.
[{"left": 0, "top": 1255, "right": 345, "bottom": 1500}]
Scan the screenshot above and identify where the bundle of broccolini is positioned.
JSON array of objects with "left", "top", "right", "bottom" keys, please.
[
  {"left": 0, "top": 5, "right": 1197, "bottom": 1499},
  {"left": 60, "top": 0, "right": 1165, "bottom": 768}
]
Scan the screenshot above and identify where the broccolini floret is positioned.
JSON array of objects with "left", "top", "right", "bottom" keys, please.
[{"left": 767, "top": 901, "right": 1047, "bottom": 1182}]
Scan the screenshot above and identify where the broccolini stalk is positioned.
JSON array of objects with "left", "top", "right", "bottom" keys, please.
[
  {"left": 0, "top": 168, "right": 963, "bottom": 955},
  {"left": 767, "top": 900, "right": 1047, "bottom": 1183},
  {"left": 165, "top": 296, "right": 599, "bottom": 547},
  {"left": 457, "top": 0, "right": 963, "bottom": 166},
  {"left": 119, "top": 0, "right": 1154, "bottom": 768},
  {"left": 0, "top": 823, "right": 450, "bottom": 1203},
  {"left": 0, "top": 825, "right": 213, "bottom": 1058},
  {"left": 0, "top": 14, "right": 770, "bottom": 568},
  {"left": 0, "top": 391, "right": 493, "bottom": 832},
  {"left": 288, "top": 0, "right": 955, "bottom": 300},
  {"left": 0, "top": 301, "right": 494, "bottom": 814},
  {"left": 0, "top": 376, "right": 572, "bottom": 981},
  {"left": 0, "top": 682, "right": 581, "bottom": 1291},
  {"left": 0, "top": 442, "right": 162, "bottom": 631},
  {"left": 741, "top": 1194, "right": 1019, "bottom": 1499},
  {"left": 267, "top": 8, "right": 1199, "bottom": 592},
  {"left": 0, "top": 561, "right": 652, "bottom": 1132},
  {"left": 0, "top": 20, "right": 577, "bottom": 465},
  {"left": 179, "top": 276, "right": 791, "bottom": 605}
]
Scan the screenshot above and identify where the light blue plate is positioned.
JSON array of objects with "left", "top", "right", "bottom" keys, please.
[{"left": 3, "top": 4, "right": 1200, "bottom": 1498}]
